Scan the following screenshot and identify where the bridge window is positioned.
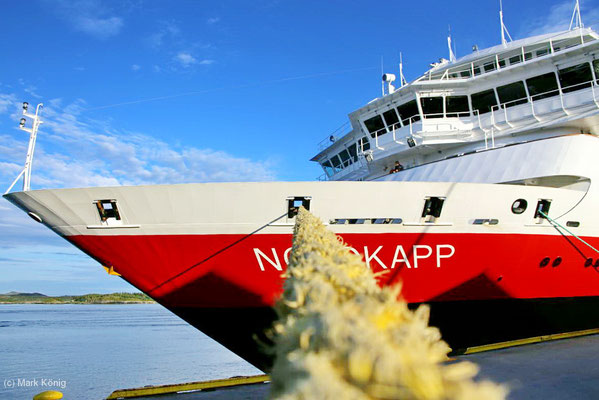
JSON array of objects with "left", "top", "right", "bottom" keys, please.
[
  {"left": 383, "top": 109, "right": 400, "bottom": 128},
  {"left": 330, "top": 155, "right": 342, "bottom": 172},
  {"left": 397, "top": 100, "right": 420, "bottom": 125},
  {"left": 526, "top": 72, "right": 559, "bottom": 100},
  {"left": 558, "top": 63, "right": 593, "bottom": 93},
  {"left": 347, "top": 143, "right": 358, "bottom": 162},
  {"left": 446, "top": 96, "right": 470, "bottom": 117},
  {"left": 420, "top": 97, "right": 444, "bottom": 119},
  {"left": 321, "top": 160, "right": 334, "bottom": 177},
  {"left": 338, "top": 149, "right": 351, "bottom": 167},
  {"left": 471, "top": 89, "right": 498, "bottom": 115},
  {"left": 497, "top": 81, "right": 528, "bottom": 108},
  {"left": 358, "top": 136, "right": 370, "bottom": 152},
  {"left": 364, "top": 115, "right": 386, "bottom": 138}
]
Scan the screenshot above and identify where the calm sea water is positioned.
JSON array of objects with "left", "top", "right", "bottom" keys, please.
[{"left": 0, "top": 304, "right": 261, "bottom": 400}]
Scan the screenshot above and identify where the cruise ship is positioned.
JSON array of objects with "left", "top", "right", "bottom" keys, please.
[{"left": 5, "top": 11, "right": 599, "bottom": 371}]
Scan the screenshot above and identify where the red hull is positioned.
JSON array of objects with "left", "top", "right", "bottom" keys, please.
[
  {"left": 66, "top": 231, "right": 599, "bottom": 370},
  {"left": 67, "top": 231, "right": 599, "bottom": 309}
]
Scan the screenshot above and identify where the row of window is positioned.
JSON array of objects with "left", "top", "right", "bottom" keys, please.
[
  {"left": 362, "top": 59, "right": 599, "bottom": 137},
  {"left": 321, "top": 137, "right": 370, "bottom": 177},
  {"left": 431, "top": 35, "right": 595, "bottom": 81}
]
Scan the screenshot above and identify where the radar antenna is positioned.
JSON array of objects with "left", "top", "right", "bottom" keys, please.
[{"left": 500, "top": 0, "right": 513, "bottom": 46}]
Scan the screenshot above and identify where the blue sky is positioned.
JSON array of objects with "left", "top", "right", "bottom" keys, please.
[{"left": 1, "top": 0, "right": 598, "bottom": 295}]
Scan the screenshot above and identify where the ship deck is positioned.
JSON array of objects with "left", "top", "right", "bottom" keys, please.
[{"left": 108, "top": 333, "right": 599, "bottom": 399}]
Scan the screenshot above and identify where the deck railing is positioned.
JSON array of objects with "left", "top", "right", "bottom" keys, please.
[{"left": 420, "top": 30, "right": 595, "bottom": 82}]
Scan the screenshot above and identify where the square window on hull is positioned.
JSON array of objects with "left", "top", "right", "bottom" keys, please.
[{"left": 95, "top": 200, "right": 121, "bottom": 223}]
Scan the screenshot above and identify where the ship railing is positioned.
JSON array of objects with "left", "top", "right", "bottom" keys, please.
[
  {"left": 479, "top": 78, "right": 599, "bottom": 137},
  {"left": 317, "top": 121, "right": 352, "bottom": 151},
  {"left": 422, "top": 30, "right": 595, "bottom": 82},
  {"left": 368, "top": 116, "right": 424, "bottom": 151}
]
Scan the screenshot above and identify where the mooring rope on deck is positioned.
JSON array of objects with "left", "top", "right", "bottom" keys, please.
[{"left": 268, "top": 207, "right": 507, "bottom": 400}]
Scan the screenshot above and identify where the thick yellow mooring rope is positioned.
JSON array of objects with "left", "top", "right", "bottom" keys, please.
[{"left": 269, "top": 207, "right": 507, "bottom": 400}]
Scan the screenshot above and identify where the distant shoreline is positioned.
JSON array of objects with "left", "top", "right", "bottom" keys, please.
[{"left": 0, "top": 292, "right": 155, "bottom": 305}]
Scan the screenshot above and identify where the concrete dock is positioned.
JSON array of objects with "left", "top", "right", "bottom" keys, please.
[{"left": 107, "top": 333, "right": 599, "bottom": 399}]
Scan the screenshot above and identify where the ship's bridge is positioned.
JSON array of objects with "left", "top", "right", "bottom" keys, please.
[{"left": 312, "top": 28, "right": 599, "bottom": 182}]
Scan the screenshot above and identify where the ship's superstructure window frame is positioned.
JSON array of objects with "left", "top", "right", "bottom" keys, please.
[
  {"left": 445, "top": 95, "right": 470, "bottom": 117},
  {"left": 558, "top": 62, "right": 593, "bottom": 93},
  {"left": 420, "top": 96, "right": 444, "bottom": 119},
  {"left": 526, "top": 72, "right": 559, "bottom": 100},
  {"left": 382, "top": 108, "right": 400, "bottom": 128},
  {"left": 497, "top": 81, "right": 528, "bottom": 108},
  {"left": 364, "top": 115, "right": 386, "bottom": 138},
  {"left": 471, "top": 89, "right": 498, "bottom": 115},
  {"left": 359, "top": 136, "right": 370, "bottom": 152},
  {"left": 397, "top": 99, "right": 421, "bottom": 125}
]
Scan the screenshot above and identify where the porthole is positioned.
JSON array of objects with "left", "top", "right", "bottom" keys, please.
[
  {"left": 511, "top": 199, "right": 527, "bottom": 214},
  {"left": 585, "top": 258, "right": 593, "bottom": 267},
  {"left": 552, "top": 257, "right": 562, "bottom": 267}
]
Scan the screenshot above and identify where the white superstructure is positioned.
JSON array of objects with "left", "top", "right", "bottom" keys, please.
[{"left": 313, "top": 28, "right": 599, "bottom": 187}]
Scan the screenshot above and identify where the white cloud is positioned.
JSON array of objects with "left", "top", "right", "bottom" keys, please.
[
  {"left": 1, "top": 92, "right": 276, "bottom": 190},
  {"left": 520, "top": 0, "right": 599, "bottom": 37},
  {"left": 199, "top": 59, "right": 215, "bottom": 65},
  {"left": 147, "top": 21, "right": 181, "bottom": 48},
  {"left": 0, "top": 93, "right": 17, "bottom": 114},
  {"left": 131, "top": 64, "right": 141, "bottom": 71},
  {"left": 74, "top": 16, "right": 123, "bottom": 39},
  {"left": 174, "top": 52, "right": 197, "bottom": 67},
  {"left": 50, "top": 0, "right": 124, "bottom": 39},
  {"left": 207, "top": 17, "right": 220, "bottom": 24}
]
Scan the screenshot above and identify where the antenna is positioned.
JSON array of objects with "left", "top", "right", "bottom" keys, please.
[
  {"left": 5, "top": 102, "right": 44, "bottom": 194},
  {"left": 447, "top": 25, "right": 456, "bottom": 62},
  {"left": 381, "top": 56, "right": 385, "bottom": 96},
  {"left": 569, "top": 0, "right": 584, "bottom": 30},
  {"left": 399, "top": 52, "right": 407, "bottom": 88},
  {"left": 499, "top": 0, "right": 513, "bottom": 46}
]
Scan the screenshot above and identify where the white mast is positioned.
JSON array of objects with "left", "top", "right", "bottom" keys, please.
[
  {"left": 447, "top": 26, "right": 456, "bottom": 62},
  {"left": 399, "top": 52, "right": 407, "bottom": 88},
  {"left": 569, "top": 0, "right": 584, "bottom": 30},
  {"left": 500, "top": 0, "right": 513, "bottom": 46},
  {"left": 5, "top": 102, "right": 44, "bottom": 194}
]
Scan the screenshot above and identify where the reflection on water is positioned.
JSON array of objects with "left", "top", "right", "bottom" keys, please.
[{"left": 0, "top": 304, "right": 261, "bottom": 399}]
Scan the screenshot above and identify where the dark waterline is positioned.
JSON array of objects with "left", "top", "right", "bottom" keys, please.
[{"left": 0, "top": 304, "right": 261, "bottom": 399}]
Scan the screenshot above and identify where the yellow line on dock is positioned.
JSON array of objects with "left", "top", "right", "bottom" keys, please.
[
  {"left": 106, "top": 374, "right": 269, "bottom": 399},
  {"left": 460, "top": 328, "right": 599, "bottom": 355}
]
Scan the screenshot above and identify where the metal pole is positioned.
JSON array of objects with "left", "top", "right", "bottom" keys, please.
[{"left": 20, "top": 103, "right": 43, "bottom": 191}]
